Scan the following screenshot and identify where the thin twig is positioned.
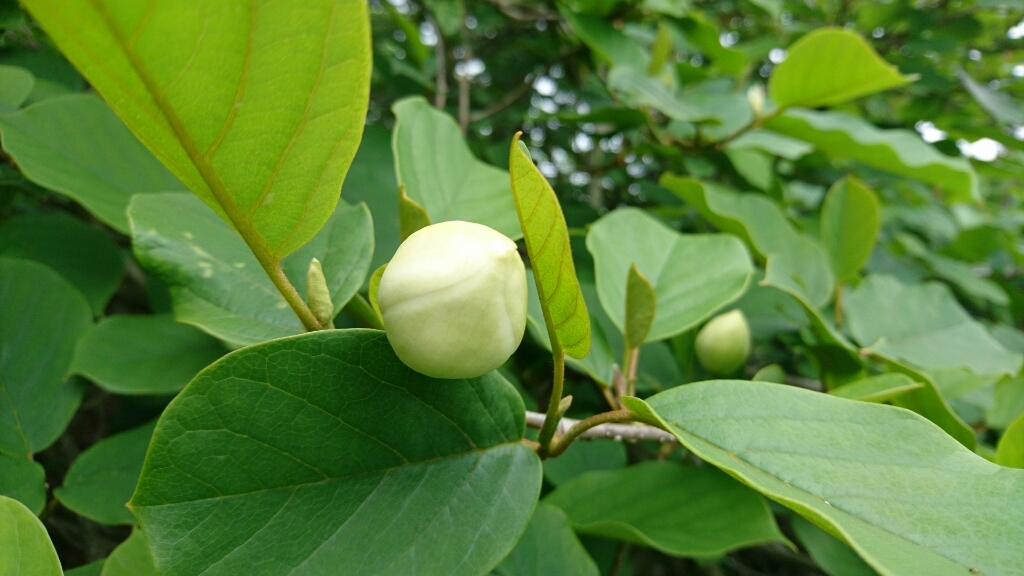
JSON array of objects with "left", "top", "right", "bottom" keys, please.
[
  {"left": 526, "top": 410, "right": 678, "bottom": 444},
  {"left": 432, "top": 18, "right": 447, "bottom": 109},
  {"left": 468, "top": 76, "right": 534, "bottom": 122}
]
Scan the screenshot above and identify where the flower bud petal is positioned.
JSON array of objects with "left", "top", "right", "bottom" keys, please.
[{"left": 378, "top": 221, "right": 527, "bottom": 379}]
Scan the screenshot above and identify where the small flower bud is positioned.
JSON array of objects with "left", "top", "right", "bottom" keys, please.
[
  {"left": 747, "top": 84, "right": 766, "bottom": 117},
  {"left": 695, "top": 309, "right": 751, "bottom": 376},
  {"left": 378, "top": 221, "right": 528, "bottom": 379},
  {"left": 306, "top": 258, "right": 334, "bottom": 329}
]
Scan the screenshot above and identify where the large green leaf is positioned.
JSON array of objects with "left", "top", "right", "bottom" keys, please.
[
  {"left": 509, "top": 135, "right": 590, "bottom": 358},
  {"left": 0, "top": 454, "right": 45, "bottom": 515},
  {"left": 0, "top": 212, "right": 125, "bottom": 315},
  {"left": 129, "top": 193, "right": 372, "bottom": 346},
  {"left": 55, "top": 421, "right": 155, "bottom": 525},
  {"left": 626, "top": 380, "right": 1024, "bottom": 575},
  {"left": 130, "top": 329, "right": 541, "bottom": 576},
  {"left": 768, "top": 28, "right": 911, "bottom": 108},
  {"left": 763, "top": 233, "right": 836, "bottom": 310},
  {"left": 0, "top": 495, "right": 62, "bottom": 576},
  {"left": 791, "top": 515, "right": 878, "bottom": 576},
  {"left": 0, "top": 94, "right": 184, "bottom": 233},
  {"left": 544, "top": 461, "right": 785, "bottom": 556},
  {"left": 587, "top": 207, "right": 753, "bottom": 342},
  {"left": 70, "top": 315, "right": 226, "bottom": 395},
  {"left": 542, "top": 439, "right": 627, "bottom": 487},
  {"left": 102, "top": 530, "right": 158, "bottom": 576},
  {"left": 845, "top": 275, "right": 1022, "bottom": 378},
  {"left": 766, "top": 109, "right": 978, "bottom": 203},
  {"left": 820, "top": 178, "right": 880, "bottom": 283},
  {"left": 392, "top": 97, "right": 521, "bottom": 240},
  {"left": 0, "top": 258, "right": 90, "bottom": 458},
  {"left": 491, "top": 502, "right": 599, "bottom": 576},
  {"left": 24, "top": 0, "right": 371, "bottom": 257}
]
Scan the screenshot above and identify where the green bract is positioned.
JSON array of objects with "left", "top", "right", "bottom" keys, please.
[
  {"left": 378, "top": 221, "right": 528, "bottom": 379},
  {"left": 695, "top": 310, "right": 751, "bottom": 376}
]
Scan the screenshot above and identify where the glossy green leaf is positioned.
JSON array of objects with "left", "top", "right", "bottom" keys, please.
[
  {"left": 392, "top": 97, "right": 521, "bottom": 240},
  {"left": 990, "top": 373, "right": 1024, "bottom": 429},
  {"left": 587, "top": 207, "right": 753, "bottom": 342},
  {"left": 24, "top": 0, "right": 372, "bottom": 257},
  {"left": 958, "top": 69, "right": 1024, "bottom": 125},
  {"left": 0, "top": 454, "right": 45, "bottom": 515},
  {"left": 510, "top": 135, "right": 590, "bottom": 358},
  {"left": 624, "top": 263, "right": 656, "bottom": 351},
  {"left": 398, "top": 184, "right": 430, "bottom": 241},
  {"left": 791, "top": 515, "right": 878, "bottom": 576},
  {"left": 768, "top": 28, "right": 911, "bottom": 108},
  {"left": 543, "top": 439, "right": 627, "bottom": 486},
  {"left": 829, "top": 374, "right": 923, "bottom": 403},
  {"left": 627, "top": 380, "right": 1024, "bottom": 575},
  {"left": 0, "top": 495, "right": 62, "bottom": 576},
  {"left": 723, "top": 147, "right": 775, "bottom": 191},
  {"left": 526, "top": 274, "right": 680, "bottom": 390},
  {"left": 995, "top": 412, "right": 1024, "bottom": 468},
  {"left": 130, "top": 329, "right": 541, "bottom": 576},
  {"left": 820, "top": 177, "right": 880, "bottom": 283},
  {"left": 0, "top": 94, "right": 184, "bottom": 233},
  {"left": 55, "top": 421, "right": 155, "bottom": 525},
  {"left": 0, "top": 258, "right": 90, "bottom": 458},
  {"left": 491, "top": 502, "right": 599, "bottom": 576},
  {"left": 846, "top": 275, "right": 1022, "bottom": 378},
  {"left": 0, "top": 65, "right": 32, "bottom": 110},
  {"left": 70, "top": 313, "right": 226, "bottom": 393},
  {"left": 101, "top": 530, "right": 158, "bottom": 576},
  {"left": 545, "top": 461, "right": 785, "bottom": 556},
  {"left": 0, "top": 212, "right": 125, "bottom": 315},
  {"left": 766, "top": 109, "right": 978, "bottom": 203},
  {"left": 129, "top": 193, "right": 372, "bottom": 346}
]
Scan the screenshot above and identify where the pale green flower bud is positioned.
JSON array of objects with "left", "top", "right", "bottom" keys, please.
[
  {"left": 695, "top": 309, "right": 751, "bottom": 376},
  {"left": 378, "top": 221, "right": 527, "bottom": 379}
]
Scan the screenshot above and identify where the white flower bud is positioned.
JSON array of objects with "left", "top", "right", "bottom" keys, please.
[
  {"left": 695, "top": 309, "right": 751, "bottom": 376},
  {"left": 378, "top": 221, "right": 527, "bottom": 379},
  {"left": 747, "top": 84, "right": 766, "bottom": 117}
]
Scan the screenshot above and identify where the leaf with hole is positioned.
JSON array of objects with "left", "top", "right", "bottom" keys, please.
[{"left": 130, "top": 193, "right": 372, "bottom": 346}]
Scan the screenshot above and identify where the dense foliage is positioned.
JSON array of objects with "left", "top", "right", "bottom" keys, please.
[{"left": 2, "top": 0, "right": 1024, "bottom": 574}]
